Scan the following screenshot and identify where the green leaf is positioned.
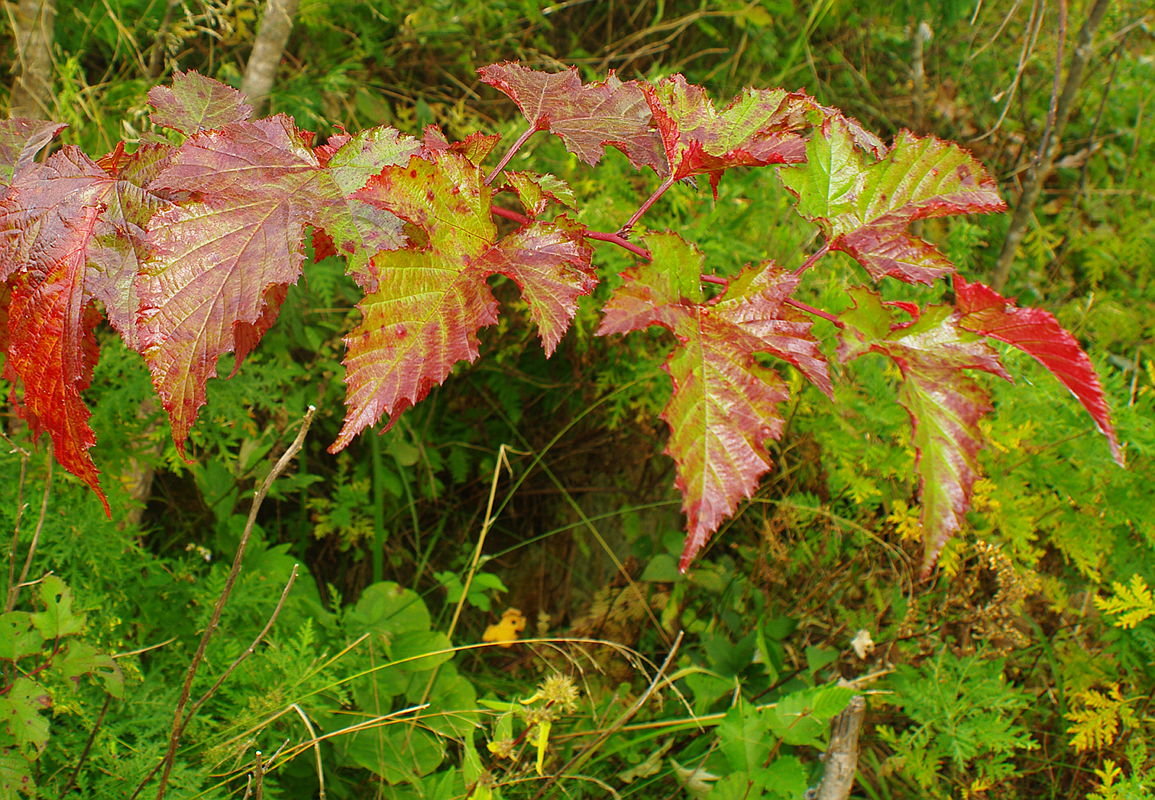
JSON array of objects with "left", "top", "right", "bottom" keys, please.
[
  {"left": 57, "top": 641, "right": 124, "bottom": 699},
  {"left": 347, "top": 581, "right": 431, "bottom": 640},
  {"left": 0, "top": 613, "right": 42, "bottom": 661},
  {"left": 0, "top": 680, "right": 50, "bottom": 751},
  {"left": 766, "top": 685, "right": 855, "bottom": 748},
  {"left": 719, "top": 700, "right": 766, "bottom": 774},
  {"left": 30, "top": 576, "right": 85, "bottom": 639}
]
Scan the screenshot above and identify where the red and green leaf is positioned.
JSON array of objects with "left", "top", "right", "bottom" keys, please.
[
  {"left": 953, "top": 275, "right": 1122, "bottom": 465},
  {"left": 147, "top": 69, "right": 253, "bottom": 135},
  {"left": 0, "top": 144, "right": 177, "bottom": 506},
  {"left": 0, "top": 118, "right": 67, "bottom": 187},
  {"left": 642, "top": 76, "right": 816, "bottom": 191},
  {"left": 779, "top": 117, "right": 1005, "bottom": 283},
  {"left": 478, "top": 62, "right": 665, "bottom": 173},
  {"left": 140, "top": 114, "right": 423, "bottom": 451},
  {"left": 332, "top": 151, "right": 596, "bottom": 452},
  {"left": 839, "top": 288, "right": 1010, "bottom": 572},
  {"left": 3, "top": 207, "right": 106, "bottom": 510},
  {"left": 598, "top": 232, "right": 829, "bottom": 570}
]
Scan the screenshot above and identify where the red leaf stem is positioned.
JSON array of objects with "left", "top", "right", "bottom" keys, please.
[
  {"left": 492, "top": 205, "right": 654, "bottom": 260},
  {"left": 785, "top": 297, "right": 844, "bottom": 328},
  {"left": 585, "top": 229, "right": 652, "bottom": 260},
  {"left": 618, "top": 174, "right": 678, "bottom": 236},
  {"left": 792, "top": 242, "right": 830, "bottom": 277},
  {"left": 484, "top": 123, "right": 542, "bottom": 186},
  {"left": 491, "top": 205, "right": 531, "bottom": 225},
  {"left": 700, "top": 274, "right": 728, "bottom": 287}
]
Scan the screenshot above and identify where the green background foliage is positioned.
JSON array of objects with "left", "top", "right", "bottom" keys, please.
[{"left": 2, "top": 1, "right": 1153, "bottom": 798}]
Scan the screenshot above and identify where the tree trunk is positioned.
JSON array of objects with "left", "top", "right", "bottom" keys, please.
[
  {"left": 240, "top": 0, "right": 300, "bottom": 115},
  {"left": 815, "top": 695, "right": 866, "bottom": 800},
  {"left": 991, "top": 0, "right": 1112, "bottom": 290},
  {"left": 8, "top": 0, "right": 57, "bottom": 118}
]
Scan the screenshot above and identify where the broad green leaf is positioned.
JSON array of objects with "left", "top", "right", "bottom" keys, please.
[
  {"left": 718, "top": 700, "right": 766, "bottom": 774},
  {"left": 57, "top": 641, "right": 125, "bottom": 699},
  {"left": 347, "top": 581, "right": 431, "bottom": 639},
  {"left": 30, "top": 576, "right": 86, "bottom": 639},
  {"left": 765, "top": 685, "right": 854, "bottom": 748},
  {"left": 0, "top": 613, "right": 41, "bottom": 661},
  {"left": 0, "top": 679, "right": 50, "bottom": 751}
]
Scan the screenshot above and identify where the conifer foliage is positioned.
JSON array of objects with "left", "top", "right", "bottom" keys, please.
[{"left": 0, "top": 66, "right": 1121, "bottom": 573}]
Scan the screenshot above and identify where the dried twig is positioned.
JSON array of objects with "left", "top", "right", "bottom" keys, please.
[{"left": 133, "top": 406, "right": 315, "bottom": 800}]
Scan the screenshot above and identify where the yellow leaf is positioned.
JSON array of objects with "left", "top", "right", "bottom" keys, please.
[
  {"left": 1066, "top": 684, "right": 1133, "bottom": 752},
  {"left": 483, "top": 608, "right": 527, "bottom": 648}
]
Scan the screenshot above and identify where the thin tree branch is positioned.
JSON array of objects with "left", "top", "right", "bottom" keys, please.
[
  {"left": 991, "top": 0, "right": 1112, "bottom": 290},
  {"left": 138, "top": 405, "right": 315, "bottom": 800},
  {"left": 240, "top": 0, "right": 300, "bottom": 115}
]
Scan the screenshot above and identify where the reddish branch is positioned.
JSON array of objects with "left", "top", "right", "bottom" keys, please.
[{"left": 484, "top": 124, "right": 542, "bottom": 185}]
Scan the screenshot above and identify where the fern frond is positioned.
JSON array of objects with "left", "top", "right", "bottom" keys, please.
[{"left": 1094, "top": 575, "right": 1155, "bottom": 629}]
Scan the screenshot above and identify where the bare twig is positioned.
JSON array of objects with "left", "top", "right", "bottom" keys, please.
[
  {"left": 3, "top": 454, "right": 30, "bottom": 612},
  {"left": 991, "top": 0, "right": 1112, "bottom": 290},
  {"left": 60, "top": 694, "right": 113, "bottom": 796},
  {"left": 7, "top": 455, "right": 52, "bottom": 612},
  {"left": 137, "top": 406, "right": 315, "bottom": 800},
  {"left": 184, "top": 564, "right": 300, "bottom": 722}
]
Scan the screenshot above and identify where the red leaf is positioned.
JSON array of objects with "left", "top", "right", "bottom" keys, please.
[
  {"left": 141, "top": 115, "right": 421, "bottom": 451},
  {"left": 474, "top": 217, "right": 595, "bottom": 356},
  {"left": 332, "top": 151, "right": 596, "bottom": 451},
  {"left": 148, "top": 70, "right": 253, "bottom": 134},
  {"left": 840, "top": 288, "right": 1008, "bottom": 573},
  {"left": 953, "top": 275, "right": 1122, "bottom": 465},
  {"left": 780, "top": 118, "right": 1005, "bottom": 284},
  {"left": 3, "top": 206, "right": 107, "bottom": 510},
  {"left": 0, "top": 144, "right": 176, "bottom": 503},
  {"left": 642, "top": 76, "right": 815, "bottom": 189},
  {"left": 597, "top": 232, "right": 829, "bottom": 570},
  {"left": 478, "top": 62, "right": 665, "bottom": 173}
]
